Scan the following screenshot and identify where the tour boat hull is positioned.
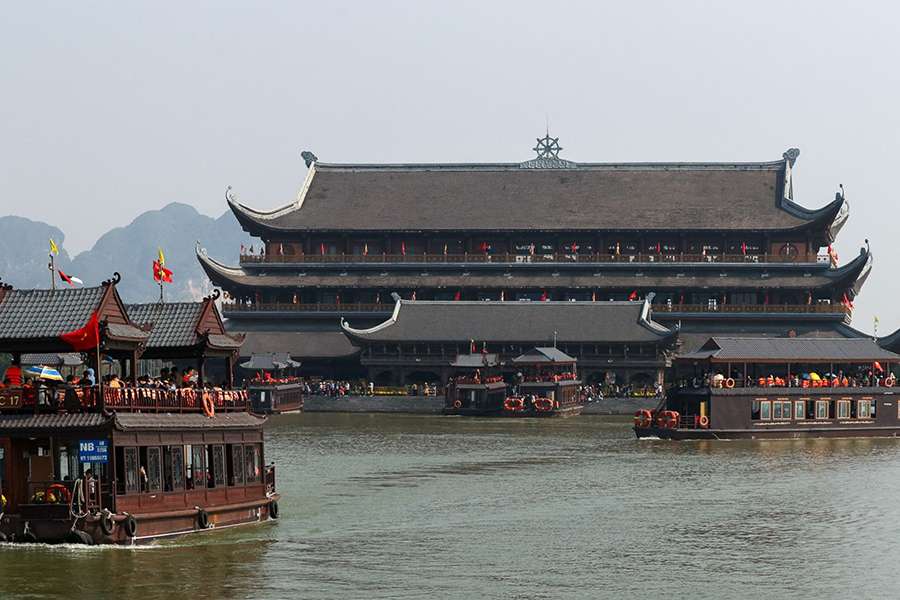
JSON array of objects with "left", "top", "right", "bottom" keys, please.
[
  {"left": 634, "top": 426, "right": 900, "bottom": 440},
  {"left": 0, "top": 494, "right": 280, "bottom": 545}
]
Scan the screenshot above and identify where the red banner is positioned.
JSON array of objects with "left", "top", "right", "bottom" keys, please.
[{"left": 60, "top": 311, "right": 100, "bottom": 351}]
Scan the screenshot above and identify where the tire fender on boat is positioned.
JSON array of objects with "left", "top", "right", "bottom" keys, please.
[
  {"left": 122, "top": 514, "right": 137, "bottom": 538},
  {"left": 269, "top": 500, "right": 280, "bottom": 519},
  {"left": 197, "top": 508, "right": 210, "bottom": 529},
  {"left": 99, "top": 512, "right": 115, "bottom": 536}
]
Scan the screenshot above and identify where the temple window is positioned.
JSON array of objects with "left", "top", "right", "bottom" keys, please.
[{"left": 837, "top": 400, "right": 851, "bottom": 419}]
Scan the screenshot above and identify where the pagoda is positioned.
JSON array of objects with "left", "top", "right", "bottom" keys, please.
[{"left": 197, "top": 137, "right": 872, "bottom": 380}]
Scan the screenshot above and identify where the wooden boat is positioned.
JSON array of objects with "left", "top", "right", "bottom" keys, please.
[
  {"left": 444, "top": 353, "right": 508, "bottom": 416},
  {"left": 503, "top": 347, "right": 584, "bottom": 418},
  {"left": 0, "top": 387, "right": 279, "bottom": 545},
  {"left": 0, "top": 277, "right": 278, "bottom": 545},
  {"left": 634, "top": 336, "right": 900, "bottom": 440},
  {"left": 248, "top": 381, "right": 304, "bottom": 414}
]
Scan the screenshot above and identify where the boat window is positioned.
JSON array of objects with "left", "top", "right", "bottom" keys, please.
[
  {"left": 794, "top": 401, "right": 805, "bottom": 420},
  {"left": 858, "top": 399, "right": 873, "bottom": 419},
  {"left": 245, "top": 444, "right": 261, "bottom": 484},
  {"left": 210, "top": 445, "right": 226, "bottom": 488},
  {"left": 190, "top": 445, "right": 207, "bottom": 489},
  {"left": 751, "top": 400, "right": 761, "bottom": 420},
  {"left": 772, "top": 401, "right": 785, "bottom": 420},
  {"left": 837, "top": 400, "right": 851, "bottom": 419},
  {"left": 759, "top": 401, "right": 771, "bottom": 420},
  {"left": 124, "top": 447, "right": 140, "bottom": 495},
  {"left": 816, "top": 400, "right": 829, "bottom": 419},
  {"left": 228, "top": 444, "right": 245, "bottom": 486},
  {"left": 146, "top": 447, "right": 162, "bottom": 493},
  {"left": 169, "top": 446, "right": 185, "bottom": 491}
]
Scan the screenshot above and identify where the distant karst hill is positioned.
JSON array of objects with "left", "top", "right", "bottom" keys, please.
[{"left": 0, "top": 203, "right": 250, "bottom": 303}]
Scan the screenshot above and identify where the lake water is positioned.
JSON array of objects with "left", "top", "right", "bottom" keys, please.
[{"left": 3, "top": 413, "right": 900, "bottom": 599}]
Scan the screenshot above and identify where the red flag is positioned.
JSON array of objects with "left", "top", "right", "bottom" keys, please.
[
  {"left": 741, "top": 242, "right": 747, "bottom": 255},
  {"left": 470, "top": 339, "right": 476, "bottom": 353},
  {"left": 454, "top": 290, "right": 461, "bottom": 301},
  {"left": 540, "top": 290, "right": 548, "bottom": 302},
  {"left": 320, "top": 242, "right": 326, "bottom": 256},
  {"left": 60, "top": 311, "right": 100, "bottom": 351},
  {"left": 874, "top": 361, "right": 884, "bottom": 373},
  {"left": 153, "top": 260, "right": 173, "bottom": 283},
  {"left": 401, "top": 241, "right": 407, "bottom": 256},
  {"left": 628, "top": 290, "right": 639, "bottom": 301},
  {"left": 842, "top": 293, "right": 854, "bottom": 309},
  {"left": 656, "top": 242, "right": 661, "bottom": 254}
]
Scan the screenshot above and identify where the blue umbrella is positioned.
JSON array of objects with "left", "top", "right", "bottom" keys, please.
[{"left": 24, "top": 365, "right": 64, "bottom": 382}]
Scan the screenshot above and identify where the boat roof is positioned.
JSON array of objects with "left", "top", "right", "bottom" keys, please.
[{"left": 680, "top": 336, "right": 900, "bottom": 363}]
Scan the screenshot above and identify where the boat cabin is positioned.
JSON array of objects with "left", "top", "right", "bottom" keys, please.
[
  {"left": 507, "top": 347, "right": 584, "bottom": 417},
  {"left": 445, "top": 353, "right": 507, "bottom": 415},
  {"left": 635, "top": 336, "right": 900, "bottom": 439},
  {"left": 241, "top": 353, "right": 304, "bottom": 414}
]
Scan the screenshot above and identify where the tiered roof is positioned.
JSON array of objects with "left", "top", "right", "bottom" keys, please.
[
  {"left": 681, "top": 336, "right": 900, "bottom": 363},
  {"left": 227, "top": 148, "right": 847, "bottom": 235},
  {"left": 341, "top": 299, "right": 675, "bottom": 344}
]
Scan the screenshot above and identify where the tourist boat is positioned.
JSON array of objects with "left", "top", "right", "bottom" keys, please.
[
  {"left": 444, "top": 353, "right": 507, "bottom": 416},
  {"left": 0, "top": 277, "right": 279, "bottom": 545},
  {"left": 504, "top": 348, "right": 584, "bottom": 418},
  {"left": 241, "top": 353, "right": 304, "bottom": 414},
  {"left": 634, "top": 336, "right": 900, "bottom": 440}
]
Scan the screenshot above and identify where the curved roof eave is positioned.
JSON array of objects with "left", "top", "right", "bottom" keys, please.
[
  {"left": 878, "top": 328, "right": 900, "bottom": 352},
  {"left": 826, "top": 246, "right": 873, "bottom": 297}
]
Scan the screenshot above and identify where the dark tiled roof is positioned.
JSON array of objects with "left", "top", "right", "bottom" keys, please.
[
  {"left": 342, "top": 300, "right": 673, "bottom": 344},
  {"left": 680, "top": 337, "right": 900, "bottom": 362},
  {"left": 0, "top": 413, "right": 109, "bottom": 432},
  {"left": 450, "top": 353, "right": 500, "bottom": 368},
  {"left": 512, "top": 347, "right": 577, "bottom": 364},
  {"left": 198, "top": 249, "right": 871, "bottom": 292},
  {"left": 207, "top": 333, "right": 243, "bottom": 350},
  {"left": 114, "top": 412, "right": 266, "bottom": 430},
  {"left": 879, "top": 328, "right": 900, "bottom": 353},
  {"left": 106, "top": 322, "right": 151, "bottom": 341},
  {"left": 21, "top": 353, "right": 84, "bottom": 367},
  {"left": 237, "top": 330, "right": 359, "bottom": 359},
  {"left": 127, "top": 302, "right": 205, "bottom": 348},
  {"left": 0, "top": 287, "right": 105, "bottom": 339},
  {"left": 229, "top": 158, "right": 841, "bottom": 233},
  {"left": 240, "top": 353, "right": 301, "bottom": 370}
]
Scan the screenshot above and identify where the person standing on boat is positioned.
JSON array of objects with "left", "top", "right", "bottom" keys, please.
[{"left": 3, "top": 358, "right": 22, "bottom": 387}]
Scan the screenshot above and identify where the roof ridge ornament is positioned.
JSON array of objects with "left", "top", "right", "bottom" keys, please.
[
  {"left": 783, "top": 147, "right": 800, "bottom": 167},
  {"left": 301, "top": 150, "right": 318, "bottom": 168},
  {"left": 520, "top": 133, "right": 577, "bottom": 169}
]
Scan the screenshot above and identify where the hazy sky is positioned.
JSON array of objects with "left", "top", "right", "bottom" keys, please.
[{"left": 1, "top": 1, "right": 898, "bottom": 333}]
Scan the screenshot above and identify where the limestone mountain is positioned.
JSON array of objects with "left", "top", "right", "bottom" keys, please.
[{"left": 0, "top": 203, "right": 250, "bottom": 302}]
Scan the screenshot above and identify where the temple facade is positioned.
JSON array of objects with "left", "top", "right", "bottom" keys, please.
[{"left": 197, "top": 138, "right": 873, "bottom": 382}]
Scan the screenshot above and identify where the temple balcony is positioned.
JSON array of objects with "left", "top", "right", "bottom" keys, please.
[{"left": 239, "top": 252, "right": 830, "bottom": 267}]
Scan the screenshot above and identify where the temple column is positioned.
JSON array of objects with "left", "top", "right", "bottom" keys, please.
[{"left": 226, "top": 354, "right": 234, "bottom": 388}]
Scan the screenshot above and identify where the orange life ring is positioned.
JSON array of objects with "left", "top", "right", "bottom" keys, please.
[
  {"left": 534, "top": 397, "right": 553, "bottom": 412},
  {"left": 452, "top": 399, "right": 462, "bottom": 409},
  {"left": 46, "top": 483, "right": 71, "bottom": 504},
  {"left": 634, "top": 409, "right": 652, "bottom": 428},
  {"left": 724, "top": 378, "right": 735, "bottom": 389},
  {"left": 886, "top": 376, "right": 896, "bottom": 388},
  {"left": 698, "top": 415, "right": 710, "bottom": 428},
  {"left": 503, "top": 397, "right": 525, "bottom": 412},
  {"left": 202, "top": 391, "right": 215, "bottom": 418}
]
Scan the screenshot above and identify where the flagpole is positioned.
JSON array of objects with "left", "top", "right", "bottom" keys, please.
[{"left": 49, "top": 253, "right": 55, "bottom": 290}]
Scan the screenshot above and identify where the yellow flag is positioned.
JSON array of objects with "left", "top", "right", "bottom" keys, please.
[
  {"left": 157, "top": 247, "right": 165, "bottom": 266},
  {"left": 49, "top": 238, "right": 59, "bottom": 256}
]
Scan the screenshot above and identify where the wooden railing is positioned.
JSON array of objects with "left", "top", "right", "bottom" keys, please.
[
  {"left": 222, "top": 302, "right": 849, "bottom": 315},
  {"left": 0, "top": 387, "right": 249, "bottom": 413},
  {"left": 223, "top": 302, "right": 394, "bottom": 313},
  {"left": 240, "top": 252, "right": 827, "bottom": 266},
  {"left": 100, "top": 388, "right": 249, "bottom": 412},
  {"left": 656, "top": 304, "right": 850, "bottom": 315}
]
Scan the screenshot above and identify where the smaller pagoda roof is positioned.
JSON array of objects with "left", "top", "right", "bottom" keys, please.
[
  {"left": 0, "top": 413, "right": 109, "bottom": 433},
  {"left": 127, "top": 294, "right": 243, "bottom": 357},
  {"left": 239, "top": 353, "right": 301, "bottom": 370},
  {"left": 342, "top": 299, "right": 674, "bottom": 344},
  {"left": 450, "top": 353, "right": 500, "bottom": 368},
  {"left": 512, "top": 347, "right": 576, "bottom": 364},
  {"left": 878, "top": 328, "right": 900, "bottom": 354},
  {"left": 680, "top": 337, "right": 900, "bottom": 363},
  {"left": 236, "top": 330, "right": 359, "bottom": 359}
]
